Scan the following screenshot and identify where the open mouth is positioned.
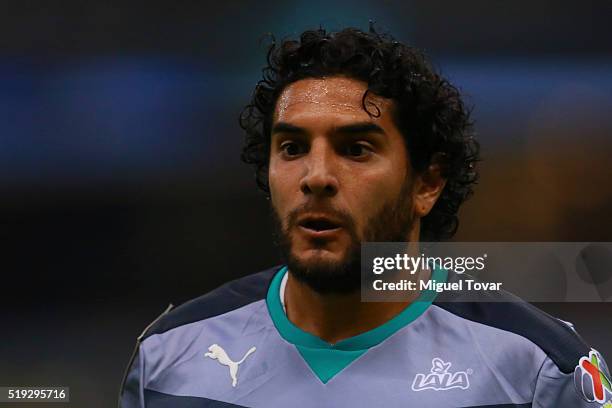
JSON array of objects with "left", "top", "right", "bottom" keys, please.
[
  {"left": 300, "top": 219, "right": 340, "bottom": 231},
  {"left": 297, "top": 216, "right": 343, "bottom": 235}
]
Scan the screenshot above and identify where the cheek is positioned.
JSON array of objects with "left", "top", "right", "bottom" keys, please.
[
  {"left": 344, "top": 164, "right": 406, "bottom": 221},
  {"left": 268, "top": 170, "right": 283, "bottom": 212},
  {"left": 268, "top": 160, "right": 298, "bottom": 215}
]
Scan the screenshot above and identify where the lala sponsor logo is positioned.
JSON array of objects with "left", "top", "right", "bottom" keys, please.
[
  {"left": 574, "top": 349, "right": 612, "bottom": 405},
  {"left": 412, "top": 358, "right": 472, "bottom": 392}
]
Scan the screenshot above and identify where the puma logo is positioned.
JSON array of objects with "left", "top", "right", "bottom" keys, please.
[{"left": 205, "top": 344, "right": 257, "bottom": 387}]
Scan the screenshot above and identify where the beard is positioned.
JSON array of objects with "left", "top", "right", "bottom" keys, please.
[{"left": 271, "top": 178, "right": 415, "bottom": 295}]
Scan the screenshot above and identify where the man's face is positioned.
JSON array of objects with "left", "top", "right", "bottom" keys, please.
[{"left": 269, "top": 76, "right": 416, "bottom": 293}]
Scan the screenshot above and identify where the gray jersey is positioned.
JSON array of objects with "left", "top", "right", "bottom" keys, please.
[{"left": 119, "top": 265, "right": 612, "bottom": 407}]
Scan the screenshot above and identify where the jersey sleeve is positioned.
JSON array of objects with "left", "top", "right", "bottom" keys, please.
[
  {"left": 119, "top": 304, "right": 175, "bottom": 408},
  {"left": 119, "top": 345, "right": 145, "bottom": 408},
  {"left": 533, "top": 350, "right": 612, "bottom": 408}
]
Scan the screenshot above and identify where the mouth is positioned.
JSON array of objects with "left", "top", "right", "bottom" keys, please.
[{"left": 297, "top": 215, "right": 343, "bottom": 238}]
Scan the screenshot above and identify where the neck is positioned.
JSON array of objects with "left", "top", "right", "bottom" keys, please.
[
  {"left": 284, "top": 275, "right": 414, "bottom": 344},
  {"left": 283, "top": 230, "right": 425, "bottom": 344}
]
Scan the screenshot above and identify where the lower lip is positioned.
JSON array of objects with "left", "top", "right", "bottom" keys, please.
[{"left": 298, "top": 225, "right": 343, "bottom": 239}]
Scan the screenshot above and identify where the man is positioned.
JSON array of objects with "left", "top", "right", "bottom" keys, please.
[{"left": 119, "top": 26, "right": 611, "bottom": 407}]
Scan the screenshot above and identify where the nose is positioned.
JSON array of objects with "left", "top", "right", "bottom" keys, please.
[{"left": 299, "top": 140, "right": 339, "bottom": 197}]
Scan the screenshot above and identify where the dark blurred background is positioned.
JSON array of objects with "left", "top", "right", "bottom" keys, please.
[{"left": 1, "top": 1, "right": 611, "bottom": 407}]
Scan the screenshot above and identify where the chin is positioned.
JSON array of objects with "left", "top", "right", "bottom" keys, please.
[
  {"left": 294, "top": 246, "right": 345, "bottom": 265},
  {"left": 302, "top": 244, "right": 341, "bottom": 256},
  {"left": 287, "top": 247, "right": 361, "bottom": 295}
]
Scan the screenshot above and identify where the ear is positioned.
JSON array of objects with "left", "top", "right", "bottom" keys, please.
[{"left": 412, "top": 156, "right": 447, "bottom": 218}]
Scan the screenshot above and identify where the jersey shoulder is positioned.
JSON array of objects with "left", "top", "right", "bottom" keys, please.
[
  {"left": 140, "top": 265, "right": 281, "bottom": 340},
  {"left": 434, "top": 271, "right": 592, "bottom": 374}
]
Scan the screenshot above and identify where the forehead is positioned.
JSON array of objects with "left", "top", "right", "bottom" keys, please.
[{"left": 274, "top": 76, "right": 392, "bottom": 122}]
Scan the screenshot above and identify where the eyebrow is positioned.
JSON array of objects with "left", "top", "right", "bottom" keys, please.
[
  {"left": 333, "top": 122, "right": 385, "bottom": 136},
  {"left": 271, "top": 121, "right": 386, "bottom": 136},
  {"left": 271, "top": 122, "right": 306, "bottom": 135}
]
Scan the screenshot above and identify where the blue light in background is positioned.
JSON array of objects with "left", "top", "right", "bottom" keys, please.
[{"left": 1, "top": 56, "right": 611, "bottom": 185}]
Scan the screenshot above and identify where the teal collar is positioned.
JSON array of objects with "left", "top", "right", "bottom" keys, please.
[{"left": 266, "top": 265, "right": 447, "bottom": 383}]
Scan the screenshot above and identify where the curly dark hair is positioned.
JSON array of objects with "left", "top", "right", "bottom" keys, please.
[{"left": 240, "top": 25, "right": 480, "bottom": 241}]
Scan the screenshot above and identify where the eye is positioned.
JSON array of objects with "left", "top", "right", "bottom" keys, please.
[
  {"left": 345, "top": 142, "right": 373, "bottom": 158},
  {"left": 280, "top": 141, "right": 306, "bottom": 157}
]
